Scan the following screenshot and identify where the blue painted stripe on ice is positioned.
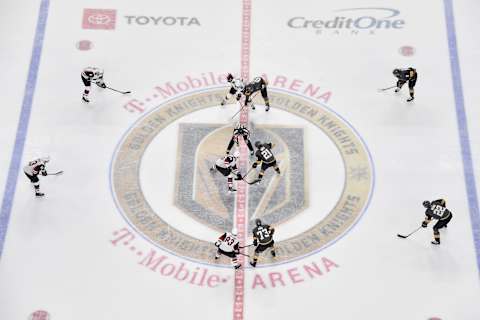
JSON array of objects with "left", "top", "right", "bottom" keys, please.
[
  {"left": 0, "top": 0, "right": 50, "bottom": 260},
  {"left": 443, "top": 0, "right": 480, "bottom": 274}
]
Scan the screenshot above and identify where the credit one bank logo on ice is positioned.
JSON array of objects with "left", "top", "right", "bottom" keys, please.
[
  {"left": 287, "top": 7, "right": 405, "bottom": 35},
  {"left": 82, "top": 9, "right": 117, "bottom": 30}
]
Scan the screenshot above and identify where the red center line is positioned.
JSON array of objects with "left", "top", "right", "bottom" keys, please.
[{"left": 233, "top": 0, "right": 251, "bottom": 319}]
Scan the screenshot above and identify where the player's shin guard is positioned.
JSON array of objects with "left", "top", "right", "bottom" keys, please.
[
  {"left": 228, "top": 177, "right": 236, "bottom": 192},
  {"left": 271, "top": 247, "right": 276, "bottom": 257},
  {"left": 432, "top": 230, "right": 440, "bottom": 245},
  {"left": 257, "top": 171, "right": 265, "bottom": 181},
  {"left": 250, "top": 253, "right": 258, "bottom": 267},
  {"left": 232, "top": 257, "right": 241, "bottom": 269}
]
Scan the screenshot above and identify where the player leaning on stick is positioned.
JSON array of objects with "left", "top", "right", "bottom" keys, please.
[
  {"left": 421, "top": 199, "right": 453, "bottom": 245},
  {"left": 243, "top": 76, "right": 270, "bottom": 111},
  {"left": 393, "top": 68, "right": 417, "bottom": 102},
  {"left": 251, "top": 141, "right": 281, "bottom": 184},
  {"left": 210, "top": 151, "right": 243, "bottom": 193},
  {"left": 250, "top": 219, "right": 276, "bottom": 267},
  {"left": 81, "top": 66, "right": 107, "bottom": 103},
  {"left": 214, "top": 228, "right": 241, "bottom": 269},
  {"left": 23, "top": 157, "right": 50, "bottom": 197},
  {"left": 226, "top": 123, "right": 254, "bottom": 156},
  {"left": 220, "top": 73, "right": 245, "bottom": 106}
]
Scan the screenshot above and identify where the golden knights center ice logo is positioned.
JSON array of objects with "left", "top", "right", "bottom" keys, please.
[{"left": 111, "top": 88, "right": 373, "bottom": 266}]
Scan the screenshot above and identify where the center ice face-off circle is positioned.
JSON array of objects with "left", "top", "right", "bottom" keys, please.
[{"left": 110, "top": 88, "right": 373, "bottom": 267}]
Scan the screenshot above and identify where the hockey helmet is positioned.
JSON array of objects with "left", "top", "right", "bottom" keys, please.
[
  {"left": 392, "top": 69, "right": 401, "bottom": 76},
  {"left": 439, "top": 199, "right": 446, "bottom": 206},
  {"left": 227, "top": 73, "right": 234, "bottom": 82},
  {"left": 231, "top": 228, "right": 238, "bottom": 236},
  {"left": 422, "top": 200, "right": 431, "bottom": 208},
  {"left": 254, "top": 141, "right": 261, "bottom": 149},
  {"left": 255, "top": 218, "right": 262, "bottom": 226}
]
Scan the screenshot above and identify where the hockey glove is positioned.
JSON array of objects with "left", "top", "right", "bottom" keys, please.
[
  {"left": 97, "top": 82, "right": 107, "bottom": 89},
  {"left": 215, "top": 240, "right": 221, "bottom": 247},
  {"left": 421, "top": 221, "right": 428, "bottom": 228},
  {"left": 253, "top": 239, "right": 258, "bottom": 246},
  {"left": 41, "top": 171, "right": 48, "bottom": 176},
  {"left": 236, "top": 93, "right": 242, "bottom": 101},
  {"left": 252, "top": 162, "right": 258, "bottom": 169}
]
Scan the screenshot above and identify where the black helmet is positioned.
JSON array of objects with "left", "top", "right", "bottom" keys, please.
[
  {"left": 254, "top": 141, "right": 261, "bottom": 148},
  {"left": 393, "top": 69, "right": 401, "bottom": 76},
  {"left": 227, "top": 73, "right": 234, "bottom": 82},
  {"left": 255, "top": 218, "right": 262, "bottom": 226},
  {"left": 422, "top": 200, "right": 431, "bottom": 208}
]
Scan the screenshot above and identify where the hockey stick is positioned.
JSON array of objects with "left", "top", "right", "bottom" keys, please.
[
  {"left": 229, "top": 92, "right": 259, "bottom": 119},
  {"left": 106, "top": 86, "right": 131, "bottom": 94},
  {"left": 230, "top": 104, "right": 247, "bottom": 120},
  {"left": 237, "top": 252, "right": 251, "bottom": 258},
  {"left": 377, "top": 85, "right": 397, "bottom": 92},
  {"left": 239, "top": 244, "right": 255, "bottom": 249},
  {"left": 47, "top": 171, "right": 64, "bottom": 176},
  {"left": 397, "top": 226, "right": 422, "bottom": 239}
]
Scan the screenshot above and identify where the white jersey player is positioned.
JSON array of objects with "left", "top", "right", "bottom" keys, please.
[
  {"left": 214, "top": 229, "right": 241, "bottom": 269},
  {"left": 23, "top": 157, "right": 50, "bottom": 197},
  {"left": 81, "top": 67, "right": 106, "bottom": 103},
  {"left": 220, "top": 73, "right": 245, "bottom": 106},
  {"left": 210, "top": 151, "right": 243, "bottom": 192}
]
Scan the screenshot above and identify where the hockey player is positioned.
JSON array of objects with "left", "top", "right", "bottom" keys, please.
[
  {"left": 226, "top": 123, "right": 254, "bottom": 156},
  {"left": 421, "top": 199, "right": 453, "bottom": 245},
  {"left": 251, "top": 141, "right": 281, "bottom": 183},
  {"left": 23, "top": 157, "right": 50, "bottom": 197},
  {"left": 81, "top": 66, "right": 107, "bottom": 103},
  {"left": 243, "top": 76, "right": 270, "bottom": 111},
  {"left": 393, "top": 68, "right": 417, "bottom": 102},
  {"left": 215, "top": 228, "right": 241, "bottom": 269},
  {"left": 210, "top": 151, "right": 243, "bottom": 193},
  {"left": 220, "top": 73, "right": 245, "bottom": 106},
  {"left": 250, "top": 219, "right": 276, "bottom": 267}
]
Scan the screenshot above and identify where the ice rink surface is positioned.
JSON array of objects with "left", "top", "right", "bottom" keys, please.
[{"left": 1, "top": 0, "right": 480, "bottom": 319}]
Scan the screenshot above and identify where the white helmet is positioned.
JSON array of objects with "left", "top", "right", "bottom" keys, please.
[{"left": 231, "top": 228, "right": 238, "bottom": 236}]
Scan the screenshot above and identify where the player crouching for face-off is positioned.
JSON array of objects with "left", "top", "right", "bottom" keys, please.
[
  {"left": 210, "top": 151, "right": 243, "bottom": 193},
  {"left": 220, "top": 73, "right": 245, "bottom": 106},
  {"left": 81, "top": 66, "right": 107, "bottom": 103},
  {"left": 23, "top": 157, "right": 50, "bottom": 197},
  {"left": 250, "top": 219, "right": 276, "bottom": 267},
  {"left": 392, "top": 68, "right": 417, "bottom": 102},
  {"left": 215, "top": 228, "right": 241, "bottom": 269},
  {"left": 251, "top": 141, "right": 281, "bottom": 184},
  {"left": 421, "top": 199, "right": 452, "bottom": 245},
  {"left": 243, "top": 76, "right": 270, "bottom": 111}
]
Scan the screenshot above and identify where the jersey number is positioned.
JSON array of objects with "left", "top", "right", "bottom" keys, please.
[
  {"left": 224, "top": 236, "right": 235, "bottom": 246},
  {"left": 431, "top": 205, "right": 446, "bottom": 215},
  {"left": 261, "top": 149, "right": 273, "bottom": 160},
  {"left": 256, "top": 229, "right": 270, "bottom": 240}
]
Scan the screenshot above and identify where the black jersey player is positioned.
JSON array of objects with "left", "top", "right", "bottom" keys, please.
[
  {"left": 393, "top": 68, "right": 417, "bottom": 102},
  {"left": 243, "top": 76, "right": 270, "bottom": 111},
  {"left": 251, "top": 141, "right": 281, "bottom": 183},
  {"left": 220, "top": 73, "right": 245, "bottom": 106},
  {"left": 226, "top": 123, "right": 254, "bottom": 156},
  {"left": 421, "top": 199, "right": 453, "bottom": 245},
  {"left": 250, "top": 219, "right": 276, "bottom": 267},
  {"left": 81, "top": 67, "right": 107, "bottom": 103},
  {"left": 210, "top": 152, "right": 243, "bottom": 193}
]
